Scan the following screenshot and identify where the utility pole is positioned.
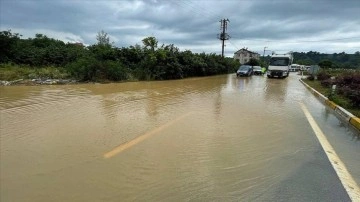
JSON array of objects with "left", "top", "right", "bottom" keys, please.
[
  {"left": 263, "top": 47, "right": 267, "bottom": 59},
  {"left": 217, "top": 19, "right": 230, "bottom": 57},
  {"left": 263, "top": 46, "right": 268, "bottom": 67}
]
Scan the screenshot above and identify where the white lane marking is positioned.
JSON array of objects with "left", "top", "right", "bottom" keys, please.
[
  {"left": 104, "top": 112, "right": 193, "bottom": 159},
  {"left": 300, "top": 103, "right": 360, "bottom": 201}
]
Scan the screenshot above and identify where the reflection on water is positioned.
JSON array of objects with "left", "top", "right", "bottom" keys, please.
[
  {"left": 234, "top": 76, "right": 251, "bottom": 92},
  {"left": 264, "top": 78, "right": 288, "bottom": 103},
  {"left": 1, "top": 74, "right": 359, "bottom": 201}
]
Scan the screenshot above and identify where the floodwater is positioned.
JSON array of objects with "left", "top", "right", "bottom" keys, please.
[{"left": 1, "top": 73, "right": 359, "bottom": 201}]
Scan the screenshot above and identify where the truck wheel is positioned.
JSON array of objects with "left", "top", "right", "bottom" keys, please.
[{"left": 267, "top": 75, "right": 272, "bottom": 78}]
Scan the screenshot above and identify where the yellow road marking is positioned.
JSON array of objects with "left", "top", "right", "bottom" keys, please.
[
  {"left": 300, "top": 103, "right": 360, "bottom": 201},
  {"left": 104, "top": 112, "right": 193, "bottom": 159}
]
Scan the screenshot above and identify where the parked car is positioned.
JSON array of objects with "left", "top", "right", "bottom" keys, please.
[
  {"left": 236, "top": 65, "right": 253, "bottom": 77},
  {"left": 253, "top": 66, "right": 263, "bottom": 75}
]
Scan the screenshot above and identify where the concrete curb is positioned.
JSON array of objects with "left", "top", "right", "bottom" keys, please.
[
  {"left": 299, "top": 79, "right": 360, "bottom": 132},
  {"left": 350, "top": 117, "right": 360, "bottom": 131}
]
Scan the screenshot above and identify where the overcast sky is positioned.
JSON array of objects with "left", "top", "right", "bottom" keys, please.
[{"left": 1, "top": 0, "right": 360, "bottom": 57}]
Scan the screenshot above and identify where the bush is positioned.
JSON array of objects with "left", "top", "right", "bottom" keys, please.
[
  {"left": 104, "top": 60, "right": 128, "bottom": 81},
  {"left": 133, "top": 67, "right": 150, "bottom": 81},
  {"left": 348, "top": 90, "right": 360, "bottom": 107},
  {"left": 67, "top": 56, "right": 99, "bottom": 81},
  {"left": 320, "top": 79, "right": 336, "bottom": 88},
  {"left": 337, "top": 85, "right": 360, "bottom": 108},
  {"left": 327, "top": 73, "right": 360, "bottom": 108},
  {"left": 307, "top": 75, "right": 315, "bottom": 81},
  {"left": 317, "top": 71, "right": 331, "bottom": 81},
  {"left": 328, "top": 93, "right": 352, "bottom": 109}
]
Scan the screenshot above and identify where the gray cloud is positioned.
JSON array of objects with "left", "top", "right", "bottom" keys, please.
[{"left": 1, "top": 0, "right": 359, "bottom": 56}]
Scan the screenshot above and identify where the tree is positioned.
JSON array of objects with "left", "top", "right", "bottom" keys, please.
[
  {"left": 96, "top": 30, "right": 110, "bottom": 46},
  {"left": 245, "top": 58, "right": 260, "bottom": 66},
  {"left": 338, "top": 52, "right": 349, "bottom": 63},
  {"left": 142, "top": 36, "right": 158, "bottom": 51},
  {"left": 32, "top": 34, "right": 53, "bottom": 48},
  {"left": 91, "top": 30, "right": 115, "bottom": 61},
  {"left": 297, "top": 58, "right": 315, "bottom": 66},
  {"left": 318, "top": 60, "right": 333, "bottom": 69},
  {"left": 0, "top": 30, "right": 21, "bottom": 63}
]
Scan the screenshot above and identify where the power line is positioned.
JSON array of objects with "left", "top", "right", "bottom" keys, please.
[
  {"left": 229, "top": 36, "right": 360, "bottom": 44},
  {"left": 185, "top": 0, "right": 223, "bottom": 20},
  {"left": 180, "top": 0, "right": 222, "bottom": 21},
  {"left": 290, "top": 36, "right": 360, "bottom": 43},
  {"left": 228, "top": 39, "right": 240, "bottom": 50},
  {"left": 227, "top": 35, "right": 360, "bottom": 54},
  {"left": 171, "top": 0, "right": 221, "bottom": 21}
]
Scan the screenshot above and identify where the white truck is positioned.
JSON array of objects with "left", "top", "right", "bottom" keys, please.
[
  {"left": 290, "top": 64, "right": 301, "bottom": 72},
  {"left": 267, "top": 52, "right": 293, "bottom": 78}
]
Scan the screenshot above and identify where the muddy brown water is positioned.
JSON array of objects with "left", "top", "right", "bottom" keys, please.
[{"left": 1, "top": 74, "right": 359, "bottom": 201}]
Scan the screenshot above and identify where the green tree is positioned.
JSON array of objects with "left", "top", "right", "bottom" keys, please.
[
  {"left": 90, "top": 30, "right": 115, "bottom": 61},
  {"left": 318, "top": 60, "right": 333, "bottom": 69},
  {"left": 0, "top": 30, "right": 21, "bottom": 63},
  {"left": 296, "top": 59, "right": 314, "bottom": 66},
  {"left": 117, "top": 45, "right": 144, "bottom": 70},
  {"left": 32, "top": 34, "right": 54, "bottom": 48},
  {"left": 65, "top": 43, "right": 87, "bottom": 64},
  {"left": 245, "top": 58, "right": 260, "bottom": 66},
  {"left": 0, "top": 30, "right": 270, "bottom": 82},
  {"left": 142, "top": 36, "right": 158, "bottom": 51},
  {"left": 96, "top": 30, "right": 111, "bottom": 46}
]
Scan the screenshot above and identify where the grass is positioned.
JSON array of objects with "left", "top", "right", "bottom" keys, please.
[
  {"left": 303, "top": 78, "right": 360, "bottom": 118},
  {"left": 0, "top": 63, "right": 70, "bottom": 81}
]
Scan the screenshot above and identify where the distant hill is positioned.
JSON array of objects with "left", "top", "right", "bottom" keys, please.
[{"left": 292, "top": 51, "right": 360, "bottom": 69}]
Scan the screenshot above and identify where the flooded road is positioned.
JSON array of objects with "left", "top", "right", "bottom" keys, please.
[{"left": 1, "top": 73, "right": 359, "bottom": 201}]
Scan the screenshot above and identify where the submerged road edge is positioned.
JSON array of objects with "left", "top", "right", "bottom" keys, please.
[
  {"left": 299, "top": 79, "right": 360, "bottom": 132},
  {"left": 300, "top": 103, "right": 360, "bottom": 201}
]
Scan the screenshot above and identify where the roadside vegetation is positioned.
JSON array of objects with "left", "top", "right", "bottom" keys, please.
[
  {"left": 303, "top": 69, "right": 360, "bottom": 117},
  {"left": 0, "top": 30, "right": 239, "bottom": 83}
]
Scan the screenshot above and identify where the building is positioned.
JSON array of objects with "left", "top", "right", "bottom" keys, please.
[
  {"left": 233, "top": 48, "right": 260, "bottom": 64},
  {"left": 72, "top": 42, "right": 84, "bottom": 47}
]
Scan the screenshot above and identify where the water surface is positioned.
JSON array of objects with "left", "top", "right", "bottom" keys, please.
[{"left": 1, "top": 74, "right": 358, "bottom": 201}]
